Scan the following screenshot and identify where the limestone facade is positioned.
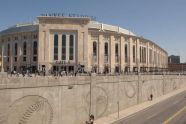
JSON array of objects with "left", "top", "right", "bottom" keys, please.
[{"left": 0, "top": 16, "right": 168, "bottom": 73}]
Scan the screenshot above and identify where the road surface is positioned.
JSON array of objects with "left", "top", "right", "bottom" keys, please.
[{"left": 113, "top": 90, "right": 186, "bottom": 124}]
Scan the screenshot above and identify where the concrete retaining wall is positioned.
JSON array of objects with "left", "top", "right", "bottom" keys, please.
[{"left": 0, "top": 74, "right": 185, "bottom": 124}]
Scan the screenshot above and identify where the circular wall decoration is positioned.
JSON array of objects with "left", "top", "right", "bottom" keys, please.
[
  {"left": 124, "top": 82, "right": 136, "bottom": 98},
  {"left": 8, "top": 95, "right": 53, "bottom": 124},
  {"left": 85, "top": 86, "right": 108, "bottom": 118}
]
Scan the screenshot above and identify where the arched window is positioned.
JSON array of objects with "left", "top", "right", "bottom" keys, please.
[
  {"left": 33, "top": 41, "right": 37, "bottom": 55},
  {"left": 149, "top": 49, "right": 152, "bottom": 64},
  {"left": 62, "top": 35, "right": 66, "bottom": 60},
  {"left": 14, "top": 43, "right": 17, "bottom": 56},
  {"left": 69, "top": 35, "right": 74, "bottom": 60},
  {"left": 140, "top": 46, "right": 142, "bottom": 63},
  {"left": 115, "top": 43, "right": 119, "bottom": 56},
  {"left": 144, "top": 47, "right": 146, "bottom": 63},
  {"left": 93, "top": 41, "right": 97, "bottom": 62},
  {"left": 54, "top": 34, "right": 58, "bottom": 60},
  {"left": 14, "top": 43, "right": 18, "bottom": 62},
  {"left": 104, "top": 42, "right": 108, "bottom": 56},
  {"left": 23, "top": 42, "right": 27, "bottom": 55},
  {"left": 7, "top": 44, "right": 10, "bottom": 56},
  {"left": 104, "top": 42, "right": 108, "bottom": 63},
  {"left": 93, "top": 42, "right": 97, "bottom": 56},
  {"left": 133, "top": 45, "right": 135, "bottom": 63},
  {"left": 125, "top": 44, "right": 128, "bottom": 62},
  {"left": 7, "top": 44, "right": 10, "bottom": 62},
  {"left": 115, "top": 43, "right": 119, "bottom": 62},
  {"left": 33, "top": 41, "right": 38, "bottom": 62}
]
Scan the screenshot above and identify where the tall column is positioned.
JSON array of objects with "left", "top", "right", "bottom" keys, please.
[
  {"left": 83, "top": 30, "right": 89, "bottom": 70},
  {"left": 87, "top": 34, "right": 92, "bottom": 71},
  {"left": 110, "top": 35, "right": 115, "bottom": 73},
  {"left": 43, "top": 31, "right": 52, "bottom": 74},
  {"left": 73, "top": 34, "right": 76, "bottom": 62},
  {"left": 66, "top": 34, "right": 69, "bottom": 61},
  {"left": 26, "top": 37, "right": 31, "bottom": 69},
  {"left": 18, "top": 36, "right": 22, "bottom": 72},
  {"left": 1, "top": 42, "right": 4, "bottom": 72},
  {"left": 10, "top": 40, "right": 13, "bottom": 71},
  {"left": 120, "top": 36, "right": 124, "bottom": 72},
  {"left": 129, "top": 37, "right": 133, "bottom": 72},
  {"left": 147, "top": 42, "right": 149, "bottom": 71},
  {"left": 58, "top": 34, "right": 62, "bottom": 61},
  {"left": 152, "top": 45, "right": 154, "bottom": 68},
  {"left": 98, "top": 34, "right": 104, "bottom": 73},
  {"left": 48, "top": 31, "right": 52, "bottom": 67},
  {"left": 136, "top": 39, "right": 140, "bottom": 72}
]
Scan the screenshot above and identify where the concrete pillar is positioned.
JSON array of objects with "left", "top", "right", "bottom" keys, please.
[
  {"left": 152, "top": 45, "right": 155, "bottom": 68},
  {"left": 147, "top": 42, "right": 149, "bottom": 71},
  {"left": 118, "top": 38, "right": 121, "bottom": 72},
  {"left": 1, "top": 42, "right": 4, "bottom": 72},
  {"left": 83, "top": 29, "right": 89, "bottom": 71},
  {"left": 73, "top": 34, "right": 76, "bottom": 62},
  {"left": 136, "top": 39, "right": 140, "bottom": 72},
  {"left": 17, "top": 38, "right": 22, "bottom": 71},
  {"left": 77, "top": 31, "right": 83, "bottom": 65},
  {"left": 58, "top": 34, "right": 62, "bottom": 61},
  {"left": 38, "top": 30, "right": 49, "bottom": 63},
  {"left": 28, "top": 35, "right": 32, "bottom": 69},
  {"left": 66, "top": 34, "right": 69, "bottom": 61},
  {"left": 120, "top": 36, "right": 124, "bottom": 72},
  {"left": 42, "top": 30, "right": 52, "bottom": 73},
  {"left": 10, "top": 40, "right": 13, "bottom": 71},
  {"left": 110, "top": 35, "right": 115, "bottom": 73},
  {"left": 98, "top": 34, "right": 104, "bottom": 73},
  {"left": 87, "top": 34, "right": 92, "bottom": 72},
  {"left": 129, "top": 37, "right": 133, "bottom": 72},
  {"left": 41, "top": 31, "right": 45, "bottom": 62}
]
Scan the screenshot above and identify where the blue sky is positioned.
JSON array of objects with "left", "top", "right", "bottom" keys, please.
[{"left": 0, "top": 0, "right": 186, "bottom": 62}]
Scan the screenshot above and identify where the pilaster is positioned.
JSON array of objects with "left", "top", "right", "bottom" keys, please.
[
  {"left": 136, "top": 39, "right": 140, "bottom": 72},
  {"left": 129, "top": 37, "right": 133, "bottom": 72},
  {"left": 58, "top": 34, "right": 62, "bottom": 61},
  {"left": 66, "top": 34, "right": 69, "bottom": 61},
  {"left": 120, "top": 36, "right": 124, "bottom": 72},
  {"left": 110, "top": 35, "right": 115, "bottom": 73},
  {"left": 147, "top": 42, "right": 149, "bottom": 71},
  {"left": 98, "top": 34, "right": 104, "bottom": 73}
]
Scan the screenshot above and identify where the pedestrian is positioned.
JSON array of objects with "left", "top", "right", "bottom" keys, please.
[
  {"left": 85, "top": 114, "right": 94, "bottom": 124},
  {"left": 150, "top": 94, "right": 153, "bottom": 101},
  {"left": 89, "top": 114, "right": 94, "bottom": 124}
]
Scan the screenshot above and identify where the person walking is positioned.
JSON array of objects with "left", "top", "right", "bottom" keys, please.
[{"left": 150, "top": 94, "right": 153, "bottom": 101}]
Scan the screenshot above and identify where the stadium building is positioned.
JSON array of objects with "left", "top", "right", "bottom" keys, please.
[{"left": 0, "top": 15, "right": 168, "bottom": 74}]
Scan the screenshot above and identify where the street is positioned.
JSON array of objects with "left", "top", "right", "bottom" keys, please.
[{"left": 113, "top": 90, "right": 186, "bottom": 124}]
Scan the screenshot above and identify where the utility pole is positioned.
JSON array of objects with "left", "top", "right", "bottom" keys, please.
[
  {"left": 89, "top": 75, "right": 92, "bottom": 116},
  {"left": 117, "top": 74, "right": 120, "bottom": 119},
  {"left": 137, "top": 72, "right": 140, "bottom": 104}
]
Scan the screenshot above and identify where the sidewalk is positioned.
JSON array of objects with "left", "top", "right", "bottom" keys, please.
[{"left": 94, "top": 87, "right": 186, "bottom": 124}]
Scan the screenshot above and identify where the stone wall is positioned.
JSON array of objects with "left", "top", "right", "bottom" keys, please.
[{"left": 0, "top": 74, "right": 185, "bottom": 124}]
